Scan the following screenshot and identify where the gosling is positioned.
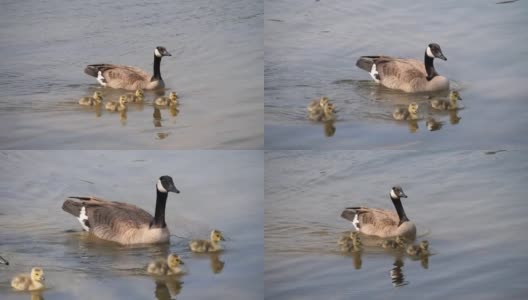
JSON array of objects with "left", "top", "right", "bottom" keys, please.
[
  {"left": 126, "top": 88, "right": 145, "bottom": 103},
  {"left": 105, "top": 95, "right": 128, "bottom": 112},
  {"left": 340, "top": 233, "right": 362, "bottom": 252},
  {"left": 147, "top": 253, "right": 186, "bottom": 276},
  {"left": 431, "top": 90, "right": 462, "bottom": 111},
  {"left": 406, "top": 240, "right": 430, "bottom": 256},
  {"left": 155, "top": 91, "right": 179, "bottom": 106},
  {"left": 307, "top": 96, "right": 329, "bottom": 114},
  {"left": 380, "top": 236, "right": 407, "bottom": 249},
  {"left": 79, "top": 91, "right": 103, "bottom": 106},
  {"left": 309, "top": 102, "right": 336, "bottom": 122},
  {"left": 11, "top": 267, "right": 45, "bottom": 291},
  {"left": 189, "top": 230, "right": 225, "bottom": 253},
  {"left": 393, "top": 103, "right": 419, "bottom": 121},
  {"left": 337, "top": 231, "right": 359, "bottom": 246}
]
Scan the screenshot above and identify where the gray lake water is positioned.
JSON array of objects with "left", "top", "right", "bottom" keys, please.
[
  {"left": 265, "top": 150, "right": 528, "bottom": 299},
  {"left": 265, "top": 0, "right": 528, "bottom": 149},
  {"left": 0, "top": 151, "right": 263, "bottom": 300},
  {"left": 0, "top": 0, "right": 263, "bottom": 149}
]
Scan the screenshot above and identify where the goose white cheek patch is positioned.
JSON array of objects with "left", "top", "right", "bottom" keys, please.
[
  {"left": 157, "top": 179, "right": 167, "bottom": 192},
  {"left": 77, "top": 206, "right": 90, "bottom": 231},
  {"left": 154, "top": 48, "right": 162, "bottom": 57},
  {"left": 426, "top": 46, "right": 434, "bottom": 58},
  {"left": 390, "top": 189, "right": 398, "bottom": 199}
]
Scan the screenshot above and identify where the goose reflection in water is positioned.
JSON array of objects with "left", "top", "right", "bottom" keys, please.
[{"left": 390, "top": 258, "right": 409, "bottom": 287}]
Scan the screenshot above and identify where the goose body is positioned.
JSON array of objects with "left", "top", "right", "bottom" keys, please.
[
  {"left": 79, "top": 91, "right": 103, "bottom": 106},
  {"left": 147, "top": 253, "right": 186, "bottom": 276},
  {"left": 393, "top": 102, "right": 419, "bottom": 121},
  {"left": 154, "top": 92, "right": 179, "bottom": 106},
  {"left": 189, "top": 230, "right": 225, "bottom": 253},
  {"left": 341, "top": 186, "right": 417, "bottom": 240},
  {"left": 11, "top": 267, "right": 45, "bottom": 291},
  {"left": 356, "top": 43, "right": 449, "bottom": 93},
  {"left": 84, "top": 46, "right": 172, "bottom": 91},
  {"left": 62, "top": 176, "right": 180, "bottom": 245},
  {"left": 105, "top": 95, "right": 128, "bottom": 112},
  {"left": 431, "top": 90, "right": 462, "bottom": 110}
]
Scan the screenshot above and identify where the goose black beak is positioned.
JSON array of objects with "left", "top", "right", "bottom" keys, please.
[
  {"left": 399, "top": 192, "right": 408, "bottom": 198},
  {"left": 169, "top": 185, "right": 180, "bottom": 193},
  {"left": 437, "top": 53, "right": 447, "bottom": 61},
  {"left": 163, "top": 51, "right": 172, "bottom": 57}
]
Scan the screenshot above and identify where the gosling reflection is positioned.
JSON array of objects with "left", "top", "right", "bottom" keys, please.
[
  {"left": 390, "top": 258, "right": 409, "bottom": 287},
  {"left": 30, "top": 291, "right": 45, "bottom": 300},
  {"left": 209, "top": 253, "right": 225, "bottom": 274},
  {"left": 449, "top": 110, "right": 461, "bottom": 125},
  {"left": 120, "top": 110, "right": 127, "bottom": 126},
  {"left": 153, "top": 108, "right": 162, "bottom": 127},
  {"left": 408, "top": 119, "right": 418, "bottom": 133},
  {"left": 154, "top": 279, "right": 183, "bottom": 300},
  {"left": 337, "top": 232, "right": 362, "bottom": 269},
  {"left": 323, "top": 121, "right": 336, "bottom": 137},
  {"left": 425, "top": 117, "right": 442, "bottom": 131}
]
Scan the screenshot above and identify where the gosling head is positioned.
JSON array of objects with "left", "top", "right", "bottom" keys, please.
[
  {"left": 396, "top": 235, "right": 407, "bottom": 245},
  {"left": 450, "top": 91, "right": 462, "bottom": 102},
  {"left": 420, "top": 240, "right": 429, "bottom": 250},
  {"left": 118, "top": 95, "right": 128, "bottom": 105},
  {"left": 31, "top": 267, "right": 45, "bottom": 282},
  {"left": 390, "top": 186, "right": 407, "bottom": 200},
  {"left": 135, "top": 88, "right": 144, "bottom": 97},
  {"left": 167, "top": 253, "right": 184, "bottom": 268},
  {"left": 154, "top": 46, "right": 172, "bottom": 58},
  {"left": 93, "top": 91, "right": 104, "bottom": 100},
  {"left": 211, "top": 229, "right": 225, "bottom": 242},
  {"left": 408, "top": 102, "right": 419, "bottom": 114},
  {"left": 319, "top": 97, "right": 329, "bottom": 107},
  {"left": 324, "top": 102, "right": 335, "bottom": 114},
  {"left": 350, "top": 231, "right": 360, "bottom": 239},
  {"left": 169, "top": 92, "right": 178, "bottom": 101},
  {"left": 156, "top": 175, "right": 180, "bottom": 194},
  {"left": 426, "top": 43, "right": 447, "bottom": 61}
]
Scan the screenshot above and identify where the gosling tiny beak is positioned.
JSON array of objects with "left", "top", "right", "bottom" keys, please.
[
  {"left": 41, "top": 276, "right": 45, "bottom": 281},
  {"left": 220, "top": 236, "right": 225, "bottom": 241},
  {"left": 179, "top": 261, "right": 184, "bottom": 265}
]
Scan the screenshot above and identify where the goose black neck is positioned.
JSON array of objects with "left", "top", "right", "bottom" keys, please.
[
  {"left": 152, "top": 55, "right": 162, "bottom": 82},
  {"left": 150, "top": 190, "right": 168, "bottom": 228},
  {"left": 424, "top": 52, "right": 438, "bottom": 81},
  {"left": 391, "top": 196, "right": 409, "bottom": 226}
]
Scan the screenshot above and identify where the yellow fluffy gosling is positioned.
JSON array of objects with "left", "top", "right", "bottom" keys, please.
[
  {"left": 147, "top": 253, "right": 185, "bottom": 276},
  {"left": 431, "top": 90, "right": 462, "bottom": 110},
  {"left": 79, "top": 91, "right": 103, "bottom": 106},
  {"left": 406, "top": 240, "right": 430, "bottom": 256},
  {"left": 11, "top": 267, "right": 45, "bottom": 291},
  {"left": 155, "top": 92, "right": 179, "bottom": 106},
  {"left": 393, "top": 102, "right": 419, "bottom": 121},
  {"left": 189, "top": 230, "right": 225, "bottom": 253},
  {"left": 126, "top": 88, "right": 144, "bottom": 103},
  {"left": 105, "top": 95, "right": 128, "bottom": 112}
]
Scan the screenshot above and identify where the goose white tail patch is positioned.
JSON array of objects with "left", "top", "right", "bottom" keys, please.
[
  {"left": 96, "top": 71, "right": 107, "bottom": 87},
  {"left": 426, "top": 46, "right": 434, "bottom": 58},
  {"left": 157, "top": 179, "right": 167, "bottom": 193},
  {"left": 369, "top": 64, "right": 380, "bottom": 83},
  {"left": 77, "top": 206, "right": 90, "bottom": 231},
  {"left": 352, "top": 214, "right": 360, "bottom": 230}
]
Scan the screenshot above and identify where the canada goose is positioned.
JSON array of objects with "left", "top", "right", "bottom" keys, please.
[
  {"left": 147, "top": 253, "right": 186, "bottom": 276},
  {"left": 79, "top": 91, "right": 103, "bottom": 106},
  {"left": 0, "top": 255, "right": 8, "bottom": 265},
  {"left": 62, "top": 175, "right": 180, "bottom": 245},
  {"left": 341, "top": 186, "right": 417, "bottom": 240},
  {"left": 406, "top": 240, "right": 430, "bottom": 256},
  {"left": 393, "top": 102, "right": 419, "bottom": 121},
  {"left": 426, "top": 117, "right": 443, "bottom": 131},
  {"left": 11, "top": 267, "right": 45, "bottom": 291},
  {"left": 380, "top": 236, "right": 407, "bottom": 249},
  {"left": 126, "top": 88, "right": 145, "bottom": 103},
  {"left": 84, "top": 46, "right": 172, "bottom": 91},
  {"left": 189, "top": 230, "right": 225, "bottom": 253},
  {"left": 105, "top": 95, "right": 128, "bottom": 112},
  {"left": 431, "top": 90, "right": 462, "bottom": 110},
  {"left": 307, "top": 97, "right": 329, "bottom": 114},
  {"left": 356, "top": 43, "right": 449, "bottom": 93},
  {"left": 154, "top": 92, "right": 179, "bottom": 106}
]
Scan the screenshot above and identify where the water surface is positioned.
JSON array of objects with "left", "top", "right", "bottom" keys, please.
[
  {"left": 0, "top": 151, "right": 263, "bottom": 300},
  {"left": 265, "top": 0, "right": 528, "bottom": 149},
  {"left": 0, "top": 0, "right": 263, "bottom": 149},
  {"left": 265, "top": 150, "right": 528, "bottom": 299}
]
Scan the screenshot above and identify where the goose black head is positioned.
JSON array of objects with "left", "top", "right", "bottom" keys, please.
[
  {"left": 154, "top": 46, "right": 172, "bottom": 58},
  {"left": 157, "top": 175, "right": 180, "bottom": 194},
  {"left": 390, "top": 186, "right": 407, "bottom": 200},
  {"left": 426, "top": 43, "right": 447, "bottom": 61}
]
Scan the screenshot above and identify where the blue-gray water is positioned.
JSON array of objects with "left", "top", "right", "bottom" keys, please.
[
  {"left": 0, "top": 0, "right": 263, "bottom": 149},
  {"left": 265, "top": 0, "right": 528, "bottom": 149},
  {"left": 0, "top": 151, "right": 263, "bottom": 300},
  {"left": 265, "top": 150, "right": 528, "bottom": 299}
]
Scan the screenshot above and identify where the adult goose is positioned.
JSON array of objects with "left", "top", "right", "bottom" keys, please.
[
  {"left": 356, "top": 43, "right": 449, "bottom": 93},
  {"left": 62, "top": 175, "right": 180, "bottom": 245},
  {"left": 340, "top": 186, "right": 416, "bottom": 240},
  {"left": 84, "top": 46, "right": 172, "bottom": 91}
]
